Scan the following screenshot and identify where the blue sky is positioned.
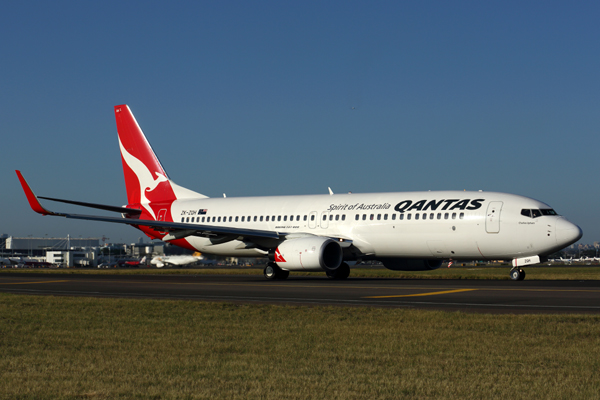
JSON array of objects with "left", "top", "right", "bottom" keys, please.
[{"left": 2, "top": 1, "right": 599, "bottom": 245}]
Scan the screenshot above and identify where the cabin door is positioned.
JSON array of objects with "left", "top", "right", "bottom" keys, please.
[{"left": 485, "top": 202, "right": 503, "bottom": 233}]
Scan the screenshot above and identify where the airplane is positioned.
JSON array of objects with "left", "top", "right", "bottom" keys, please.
[
  {"left": 16, "top": 105, "right": 583, "bottom": 281},
  {"left": 151, "top": 253, "right": 204, "bottom": 268},
  {"left": 119, "top": 256, "right": 147, "bottom": 267}
]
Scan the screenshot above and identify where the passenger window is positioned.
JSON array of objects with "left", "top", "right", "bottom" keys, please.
[
  {"left": 459, "top": 213, "right": 464, "bottom": 219},
  {"left": 342, "top": 215, "right": 346, "bottom": 221},
  {"left": 253, "top": 216, "right": 257, "bottom": 222},
  {"left": 322, "top": 215, "right": 326, "bottom": 221},
  {"left": 370, "top": 214, "right": 374, "bottom": 220},
  {"left": 355, "top": 214, "right": 359, "bottom": 221},
  {"left": 407, "top": 214, "right": 411, "bottom": 220},
  {"left": 452, "top": 213, "right": 456, "bottom": 220},
  {"left": 362, "top": 214, "right": 366, "bottom": 220},
  {"left": 284, "top": 216, "right": 288, "bottom": 222},
  {"left": 278, "top": 216, "right": 281, "bottom": 221},
  {"left": 229, "top": 216, "right": 233, "bottom": 222},
  {"left": 202, "top": 217, "right": 205, "bottom": 223},
  {"left": 329, "top": 215, "right": 333, "bottom": 221},
  {"left": 311, "top": 215, "right": 315, "bottom": 221},
  {"left": 415, "top": 214, "right": 420, "bottom": 220},
  {"left": 392, "top": 214, "right": 396, "bottom": 220},
  {"left": 181, "top": 217, "right": 185, "bottom": 222},
  {"left": 296, "top": 215, "right": 300, "bottom": 221},
  {"left": 235, "top": 216, "right": 239, "bottom": 222},
  {"left": 217, "top": 217, "right": 221, "bottom": 222},
  {"left": 260, "top": 216, "right": 263, "bottom": 222},
  {"left": 437, "top": 213, "right": 441, "bottom": 220},
  {"left": 266, "top": 216, "right": 269, "bottom": 221},
  {"left": 430, "top": 213, "right": 434, "bottom": 220},
  {"left": 304, "top": 215, "right": 307, "bottom": 221},
  {"left": 444, "top": 213, "right": 449, "bottom": 220},
  {"left": 335, "top": 215, "right": 339, "bottom": 221},
  {"left": 384, "top": 214, "right": 388, "bottom": 220}
]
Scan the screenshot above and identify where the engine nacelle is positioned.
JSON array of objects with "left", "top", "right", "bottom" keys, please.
[
  {"left": 380, "top": 258, "right": 443, "bottom": 271},
  {"left": 271, "top": 237, "right": 343, "bottom": 272}
]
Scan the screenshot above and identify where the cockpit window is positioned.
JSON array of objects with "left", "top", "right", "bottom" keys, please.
[
  {"left": 541, "top": 209, "right": 558, "bottom": 216},
  {"left": 521, "top": 208, "right": 559, "bottom": 218}
]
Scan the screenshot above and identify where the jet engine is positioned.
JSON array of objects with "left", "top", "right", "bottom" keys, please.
[
  {"left": 271, "top": 237, "right": 343, "bottom": 272},
  {"left": 380, "top": 258, "right": 443, "bottom": 271}
]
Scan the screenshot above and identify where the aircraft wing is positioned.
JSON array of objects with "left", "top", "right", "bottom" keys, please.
[{"left": 16, "top": 171, "right": 281, "bottom": 242}]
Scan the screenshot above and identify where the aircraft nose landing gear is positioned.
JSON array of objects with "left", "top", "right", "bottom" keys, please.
[{"left": 510, "top": 268, "right": 526, "bottom": 281}]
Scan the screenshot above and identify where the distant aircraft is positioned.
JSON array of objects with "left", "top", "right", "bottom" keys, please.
[
  {"left": 120, "top": 256, "right": 146, "bottom": 267},
  {"left": 16, "top": 105, "right": 582, "bottom": 281},
  {"left": 151, "top": 253, "right": 203, "bottom": 268}
]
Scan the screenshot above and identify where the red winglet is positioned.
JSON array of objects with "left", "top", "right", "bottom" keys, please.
[{"left": 15, "top": 170, "right": 58, "bottom": 216}]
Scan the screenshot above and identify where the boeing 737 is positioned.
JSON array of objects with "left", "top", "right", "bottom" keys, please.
[{"left": 16, "top": 105, "right": 582, "bottom": 281}]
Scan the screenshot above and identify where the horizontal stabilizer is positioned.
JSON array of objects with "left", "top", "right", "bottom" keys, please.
[{"left": 38, "top": 196, "right": 142, "bottom": 216}]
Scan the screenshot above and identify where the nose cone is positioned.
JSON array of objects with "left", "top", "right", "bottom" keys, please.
[{"left": 556, "top": 217, "right": 583, "bottom": 247}]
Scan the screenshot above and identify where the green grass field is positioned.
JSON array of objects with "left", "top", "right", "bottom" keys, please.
[
  {"left": 1, "top": 294, "right": 599, "bottom": 399},
  {"left": 2, "top": 265, "right": 600, "bottom": 280}
]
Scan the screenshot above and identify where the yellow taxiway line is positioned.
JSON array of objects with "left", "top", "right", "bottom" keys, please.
[{"left": 365, "top": 288, "right": 478, "bottom": 298}]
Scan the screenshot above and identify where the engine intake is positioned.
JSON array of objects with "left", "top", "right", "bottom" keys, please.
[{"left": 271, "top": 237, "right": 343, "bottom": 272}]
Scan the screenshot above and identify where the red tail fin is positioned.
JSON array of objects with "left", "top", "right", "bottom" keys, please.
[{"left": 115, "top": 105, "right": 177, "bottom": 211}]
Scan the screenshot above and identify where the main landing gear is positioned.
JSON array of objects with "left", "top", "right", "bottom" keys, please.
[
  {"left": 263, "top": 262, "right": 289, "bottom": 280},
  {"left": 510, "top": 268, "right": 526, "bottom": 281},
  {"left": 326, "top": 263, "right": 350, "bottom": 280}
]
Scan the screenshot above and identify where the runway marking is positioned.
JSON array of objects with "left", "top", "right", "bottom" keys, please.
[
  {"left": 2, "top": 288, "right": 600, "bottom": 311},
  {"left": 3, "top": 277, "right": 600, "bottom": 294},
  {"left": 365, "top": 289, "right": 478, "bottom": 298},
  {"left": 0, "top": 280, "right": 70, "bottom": 285}
]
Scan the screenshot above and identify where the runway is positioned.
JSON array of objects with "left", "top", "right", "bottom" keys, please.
[{"left": 1, "top": 273, "right": 600, "bottom": 314}]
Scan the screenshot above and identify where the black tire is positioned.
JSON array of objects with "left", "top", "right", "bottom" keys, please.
[
  {"left": 278, "top": 270, "right": 290, "bottom": 280},
  {"left": 518, "top": 269, "right": 526, "bottom": 281},
  {"left": 326, "top": 263, "right": 350, "bottom": 280},
  {"left": 510, "top": 269, "right": 521, "bottom": 281},
  {"left": 264, "top": 264, "right": 278, "bottom": 280},
  {"left": 264, "top": 263, "right": 289, "bottom": 280}
]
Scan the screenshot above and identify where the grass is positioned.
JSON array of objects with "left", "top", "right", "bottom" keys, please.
[
  {"left": 1, "top": 294, "right": 600, "bottom": 399},
  {"left": 2, "top": 265, "right": 600, "bottom": 280}
]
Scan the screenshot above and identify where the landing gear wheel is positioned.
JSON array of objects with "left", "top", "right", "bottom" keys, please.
[
  {"left": 326, "top": 263, "right": 351, "bottom": 280},
  {"left": 510, "top": 268, "right": 526, "bottom": 281},
  {"left": 263, "top": 263, "right": 289, "bottom": 280},
  {"left": 264, "top": 264, "right": 277, "bottom": 280}
]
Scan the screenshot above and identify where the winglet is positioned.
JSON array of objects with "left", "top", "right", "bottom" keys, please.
[{"left": 15, "top": 170, "right": 60, "bottom": 216}]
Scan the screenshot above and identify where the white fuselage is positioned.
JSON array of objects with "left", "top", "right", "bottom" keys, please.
[{"left": 168, "top": 190, "right": 581, "bottom": 261}]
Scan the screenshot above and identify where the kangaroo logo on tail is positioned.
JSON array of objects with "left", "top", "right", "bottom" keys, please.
[
  {"left": 118, "top": 138, "right": 170, "bottom": 219},
  {"left": 115, "top": 105, "right": 177, "bottom": 220}
]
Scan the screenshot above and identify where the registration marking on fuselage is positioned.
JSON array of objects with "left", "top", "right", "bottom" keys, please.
[{"left": 364, "top": 288, "right": 478, "bottom": 298}]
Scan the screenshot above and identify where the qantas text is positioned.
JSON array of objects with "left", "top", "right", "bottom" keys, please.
[{"left": 394, "top": 199, "right": 485, "bottom": 213}]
